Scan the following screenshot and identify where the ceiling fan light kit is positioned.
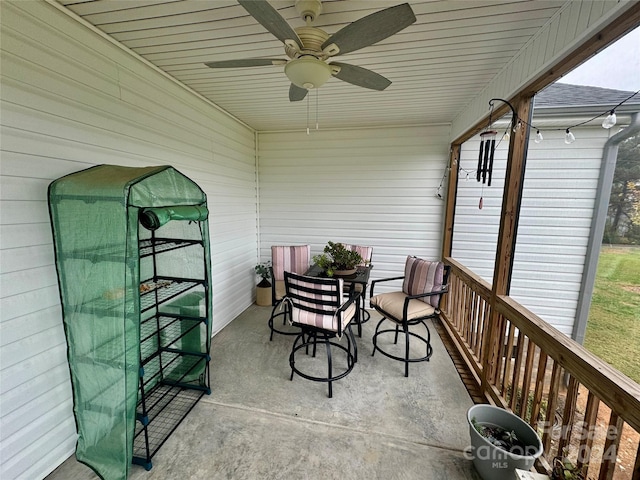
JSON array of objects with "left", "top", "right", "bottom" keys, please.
[
  {"left": 204, "top": 1, "right": 416, "bottom": 102},
  {"left": 285, "top": 56, "right": 332, "bottom": 89}
]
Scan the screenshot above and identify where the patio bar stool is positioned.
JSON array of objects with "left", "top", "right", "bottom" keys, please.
[
  {"left": 369, "top": 256, "right": 450, "bottom": 377},
  {"left": 285, "top": 271, "right": 358, "bottom": 398}
]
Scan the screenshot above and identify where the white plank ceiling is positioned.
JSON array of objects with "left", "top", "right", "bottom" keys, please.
[{"left": 55, "top": 0, "right": 568, "bottom": 132}]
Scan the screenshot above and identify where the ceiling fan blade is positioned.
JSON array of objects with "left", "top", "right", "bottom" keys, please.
[
  {"left": 205, "top": 58, "right": 287, "bottom": 68},
  {"left": 321, "top": 3, "right": 416, "bottom": 56},
  {"left": 289, "top": 84, "right": 308, "bottom": 102},
  {"left": 331, "top": 62, "right": 391, "bottom": 91},
  {"left": 238, "top": 0, "right": 302, "bottom": 50}
]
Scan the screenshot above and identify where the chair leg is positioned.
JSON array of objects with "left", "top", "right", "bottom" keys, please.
[
  {"left": 356, "top": 294, "right": 363, "bottom": 338},
  {"left": 404, "top": 325, "right": 410, "bottom": 377},
  {"left": 290, "top": 332, "right": 305, "bottom": 380},
  {"left": 290, "top": 327, "right": 356, "bottom": 398},
  {"left": 312, "top": 333, "right": 318, "bottom": 357},
  {"left": 371, "top": 317, "right": 386, "bottom": 356},
  {"left": 371, "top": 314, "right": 434, "bottom": 377},
  {"left": 325, "top": 336, "right": 333, "bottom": 398},
  {"left": 348, "top": 324, "right": 358, "bottom": 363},
  {"left": 269, "top": 302, "right": 299, "bottom": 340},
  {"left": 422, "top": 322, "right": 433, "bottom": 362},
  {"left": 423, "top": 320, "right": 433, "bottom": 361},
  {"left": 361, "top": 295, "right": 371, "bottom": 324},
  {"left": 268, "top": 303, "right": 279, "bottom": 341}
]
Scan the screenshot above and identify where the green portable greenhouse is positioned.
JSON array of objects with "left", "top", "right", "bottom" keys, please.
[{"left": 48, "top": 165, "right": 212, "bottom": 480}]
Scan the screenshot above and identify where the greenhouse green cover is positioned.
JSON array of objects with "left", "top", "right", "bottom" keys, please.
[{"left": 48, "top": 165, "right": 212, "bottom": 480}]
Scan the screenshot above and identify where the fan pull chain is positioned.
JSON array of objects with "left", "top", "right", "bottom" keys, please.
[
  {"left": 316, "top": 88, "right": 319, "bottom": 130},
  {"left": 306, "top": 92, "right": 310, "bottom": 135}
]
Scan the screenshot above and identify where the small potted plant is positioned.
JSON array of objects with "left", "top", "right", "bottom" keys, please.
[
  {"left": 551, "top": 450, "right": 585, "bottom": 480},
  {"left": 313, "top": 241, "right": 363, "bottom": 277},
  {"left": 254, "top": 261, "right": 272, "bottom": 306}
]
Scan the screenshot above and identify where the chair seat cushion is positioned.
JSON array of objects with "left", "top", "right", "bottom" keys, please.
[{"left": 370, "top": 291, "right": 436, "bottom": 322}]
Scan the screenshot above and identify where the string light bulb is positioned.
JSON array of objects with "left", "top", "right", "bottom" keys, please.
[
  {"left": 602, "top": 110, "right": 616, "bottom": 129},
  {"left": 512, "top": 120, "right": 522, "bottom": 133},
  {"left": 565, "top": 129, "right": 576, "bottom": 144},
  {"left": 534, "top": 130, "right": 543, "bottom": 143}
]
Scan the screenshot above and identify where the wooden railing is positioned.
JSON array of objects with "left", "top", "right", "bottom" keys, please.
[{"left": 440, "top": 257, "right": 640, "bottom": 480}]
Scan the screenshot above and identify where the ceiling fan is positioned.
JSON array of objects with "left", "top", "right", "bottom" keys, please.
[{"left": 204, "top": 0, "right": 416, "bottom": 102}]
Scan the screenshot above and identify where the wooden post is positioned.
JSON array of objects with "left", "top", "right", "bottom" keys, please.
[
  {"left": 442, "top": 144, "right": 460, "bottom": 259},
  {"left": 481, "top": 94, "right": 534, "bottom": 398}
]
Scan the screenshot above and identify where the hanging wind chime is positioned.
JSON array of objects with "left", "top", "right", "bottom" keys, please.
[
  {"left": 476, "top": 129, "right": 497, "bottom": 186},
  {"left": 476, "top": 98, "right": 517, "bottom": 209}
]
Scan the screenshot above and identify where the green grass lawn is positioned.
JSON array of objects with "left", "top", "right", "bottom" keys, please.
[{"left": 584, "top": 246, "right": 640, "bottom": 384}]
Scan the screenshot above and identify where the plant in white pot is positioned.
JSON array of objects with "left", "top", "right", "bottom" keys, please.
[
  {"left": 254, "top": 261, "right": 272, "bottom": 306},
  {"left": 467, "top": 404, "right": 543, "bottom": 480}
]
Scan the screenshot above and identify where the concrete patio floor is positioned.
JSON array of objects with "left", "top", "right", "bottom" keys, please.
[{"left": 47, "top": 305, "right": 482, "bottom": 480}]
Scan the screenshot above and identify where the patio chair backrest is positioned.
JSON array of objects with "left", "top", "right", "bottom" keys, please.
[
  {"left": 284, "top": 272, "right": 355, "bottom": 335},
  {"left": 341, "top": 244, "right": 373, "bottom": 266},
  {"left": 271, "top": 245, "right": 310, "bottom": 281}
]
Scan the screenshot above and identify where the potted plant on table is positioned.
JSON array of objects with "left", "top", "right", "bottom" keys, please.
[
  {"left": 254, "top": 261, "right": 272, "bottom": 306},
  {"left": 466, "top": 404, "right": 543, "bottom": 480},
  {"left": 313, "top": 241, "right": 363, "bottom": 277}
]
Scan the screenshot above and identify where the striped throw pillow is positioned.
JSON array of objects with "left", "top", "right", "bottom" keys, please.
[{"left": 402, "top": 256, "right": 444, "bottom": 307}]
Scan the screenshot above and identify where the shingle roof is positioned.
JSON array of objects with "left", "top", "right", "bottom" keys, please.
[{"left": 536, "top": 83, "right": 639, "bottom": 108}]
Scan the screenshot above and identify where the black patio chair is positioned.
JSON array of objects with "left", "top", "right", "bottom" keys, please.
[
  {"left": 369, "top": 256, "right": 450, "bottom": 377},
  {"left": 285, "top": 271, "right": 358, "bottom": 398}
]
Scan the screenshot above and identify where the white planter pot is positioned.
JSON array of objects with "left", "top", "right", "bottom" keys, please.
[{"left": 467, "top": 404, "right": 543, "bottom": 480}]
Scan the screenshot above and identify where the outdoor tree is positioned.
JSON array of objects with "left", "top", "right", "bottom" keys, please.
[{"left": 604, "top": 133, "right": 640, "bottom": 244}]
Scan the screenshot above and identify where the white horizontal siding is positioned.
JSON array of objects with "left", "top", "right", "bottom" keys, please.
[
  {"left": 451, "top": 125, "right": 612, "bottom": 336},
  {"left": 450, "top": 0, "right": 635, "bottom": 141},
  {"left": 510, "top": 126, "right": 611, "bottom": 336},
  {"left": 257, "top": 125, "right": 450, "bottom": 296},
  {"left": 0, "top": 2, "right": 257, "bottom": 479}
]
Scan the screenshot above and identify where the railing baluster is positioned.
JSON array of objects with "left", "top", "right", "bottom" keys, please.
[
  {"left": 542, "top": 361, "right": 562, "bottom": 453},
  {"left": 510, "top": 331, "right": 525, "bottom": 411},
  {"left": 577, "top": 392, "right": 600, "bottom": 474},
  {"left": 557, "top": 376, "right": 580, "bottom": 457},
  {"left": 597, "top": 411, "right": 624, "bottom": 480},
  {"left": 633, "top": 439, "right": 640, "bottom": 480},
  {"left": 482, "top": 300, "right": 490, "bottom": 362},
  {"left": 501, "top": 322, "right": 516, "bottom": 398},
  {"left": 468, "top": 288, "right": 476, "bottom": 347},
  {"left": 494, "top": 313, "right": 508, "bottom": 393},
  {"left": 518, "top": 339, "right": 536, "bottom": 420},
  {"left": 531, "top": 351, "right": 548, "bottom": 430}
]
